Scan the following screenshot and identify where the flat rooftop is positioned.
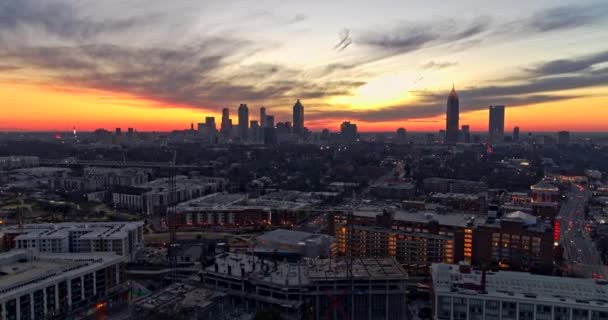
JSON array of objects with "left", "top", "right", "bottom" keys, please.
[
  {"left": 133, "top": 283, "right": 223, "bottom": 311},
  {"left": 4, "top": 221, "right": 144, "bottom": 241},
  {"left": 256, "top": 229, "right": 332, "bottom": 246},
  {"left": 0, "top": 250, "right": 124, "bottom": 299},
  {"left": 432, "top": 263, "right": 608, "bottom": 307}
]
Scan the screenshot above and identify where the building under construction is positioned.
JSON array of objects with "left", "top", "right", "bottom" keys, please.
[{"left": 201, "top": 253, "right": 408, "bottom": 320}]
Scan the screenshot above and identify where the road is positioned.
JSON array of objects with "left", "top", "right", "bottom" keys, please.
[{"left": 559, "top": 184, "right": 607, "bottom": 278}]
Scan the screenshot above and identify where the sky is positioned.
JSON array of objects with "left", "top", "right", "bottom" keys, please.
[{"left": 0, "top": 0, "right": 607, "bottom": 132}]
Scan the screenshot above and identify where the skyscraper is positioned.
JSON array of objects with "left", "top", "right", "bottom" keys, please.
[
  {"left": 461, "top": 125, "right": 471, "bottom": 143},
  {"left": 293, "top": 99, "right": 304, "bottom": 135},
  {"left": 489, "top": 105, "right": 505, "bottom": 144},
  {"left": 205, "top": 116, "right": 216, "bottom": 131},
  {"left": 221, "top": 108, "right": 231, "bottom": 136},
  {"left": 260, "top": 107, "right": 267, "bottom": 128},
  {"left": 340, "top": 121, "right": 358, "bottom": 142},
  {"left": 558, "top": 131, "right": 570, "bottom": 145},
  {"left": 446, "top": 85, "right": 459, "bottom": 144},
  {"left": 513, "top": 126, "right": 520, "bottom": 142},
  {"left": 238, "top": 104, "right": 249, "bottom": 141}
]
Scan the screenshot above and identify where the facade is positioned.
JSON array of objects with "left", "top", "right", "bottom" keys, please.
[
  {"left": 0, "top": 157, "right": 39, "bottom": 170},
  {"left": 260, "top": 107, "right": 267, "bottom": 128},
  {"left": 513, "top": 126, "right": 520, "bottom": 142},
  {"left": 202, "top": 253, "right": 408, "bottom": 320},
  {"left": 423, "top": 178, "right": 488, "bottom": 195},
  {"left": 330, "top": 208, "right": 554, "bottom": 273},
  {"left": 292, "top": 99, "right": 304, "bottom": 135},
  {"left": 238, "top": 103, "right": 249, "bottom": 141},
  {"left": 489, "top": 105, "right": 505, "bottom": 145},
  {"left": 0, "top": 250, "right": 125, "bottom": 320},
  {"left": 446, "top": 86, "right": 459, "bottom": 144},
  {"left": 220, "top": 108, "right": 231, "bottom": 136},
  {"left": 1, "top": 222, "right": 144, "bottom": 262},
  {"left": 558, "top": 131, "right": 571, "bottom": 145},
  {"left": 49, "top": 167, "right": 150, "bottom": 192},
  {"left": 431, "top": 263, "right": 608, "bottom": 320}
]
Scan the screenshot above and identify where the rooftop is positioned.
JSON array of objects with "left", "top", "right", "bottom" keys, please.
[
  {"left": 432, "top": 263, "right": 608, "bottom": 307},
  {"left": 4, "top": 221, "right": 144, "bottom": 241}
]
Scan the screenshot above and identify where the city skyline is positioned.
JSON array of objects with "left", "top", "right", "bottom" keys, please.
[{"left": 1, "top": 0, "right": 607, "bottom": 132}]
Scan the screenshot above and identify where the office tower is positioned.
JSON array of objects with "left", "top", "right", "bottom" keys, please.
[
  {"left": 513, "top": 126, "right": 520, "bottom": 142},
  {"left": 340, "top": 121, "right": 358, "bottom": 142},
  {"left": 558, "top": 131, "right": 570, "bottom": 145},
  {"left": 266, "top": 115, "right": 274, "bottom": 128},
  {"left": 249, "top": 120, "right": 260, "bottom": 143},
  {"left": 446, "top": 85, "right": 459, "bottom": 144},
  {"left": 395, "top": 128, "right": 407, "bottom": 144},
  {"left": 489, "top": 105, "right": 505, "bottom": 144},
  {"left": 461, "top": 125, "right": 471, "bottom": 143},
  {"left": 221, "top": 108, "right": 231, "bottom": 136},
  {"left": 205, "top": 117, "right": 216, "bottom": 131},
  {"left": 115, "top": 128, "right": 122, "bottom": 135},
  {"left": 128, "top": 128, "right": 134, "bottom": 135},
  {"left": 238, "top": 104, "right": 249, "bottom": 141},
  {"left": 260, "top": 107, "right": 267, "bottom": 128},
  {"left": 439, "top": 129, "right": 446, "bottom": 143},
  {"left": 292, "top": 99, "right": 304, "bottom": 135}
]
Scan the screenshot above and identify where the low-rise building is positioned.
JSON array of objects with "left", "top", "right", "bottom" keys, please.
[
  {"left": 254, "top": 229, "right": 335, "bottom": 259},
  {"left": 431, "top": 263, "right": 608, "bottom": 320},
  {"left": 1, "top": 222, "right": 144, "bottom": 262}
]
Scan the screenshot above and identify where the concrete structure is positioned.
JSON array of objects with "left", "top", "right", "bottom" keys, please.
[
  {"left": 238, "top": 103, "right": 249, "bottom": 141},
  {"left": 130, "top": 283, "right": 227, "bottom": 320},
  {"left": 49, "top": 167, "right": 150, "bottom": 192},
  {"left": 431, "top": 262, "right": 608, "bottom": 320},
  {"left": 254, "top": 229, "right": 335, "bottom": 259},
  {"left": 340, "top": 121, "right": 358, "bottom": 142},
  {"left": 202, "top": 253, "right": 408, "bottom": 320},
  {"left": 0, "top": 250, "right": 125, "bottom": 320},
  {"left": 446, "top": 86, "right": 459, "bottom": 144},
  {"left": 489, "top": 105, "right": 505, "bottom": 145},
  {"left": 1, "top": 222, "right": 144, "bottom": 262}
]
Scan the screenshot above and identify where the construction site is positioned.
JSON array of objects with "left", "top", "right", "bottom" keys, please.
[{"left": 201, "top": 253, "right": 408, "bottom": 320}]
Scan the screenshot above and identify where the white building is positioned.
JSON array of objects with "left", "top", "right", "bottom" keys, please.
[
  {"left": 431, "top": 263, "right": 608, "bottom": 320},
  {"left": 2, "top": 222, "right": 144, "bottom": 262},
  {"left": 0, "top": 250, "right": 125, "bottom": 320}
]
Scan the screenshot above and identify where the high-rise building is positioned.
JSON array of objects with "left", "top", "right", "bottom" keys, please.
[
  {"left": 115, "top": 128, "right": 122, "bottom": 135},
  {"left": 395, "top": 127, "right": 407, "bottom": 144},
  {"left": 489, "top": 105, "right": 505, "bottom": 144},
  {"left": 265, "top": 115, "right": 274, "bottom": 128},
  {"left": 513, "top": 126, "right": 520, "bottom": 142},
  {"left": 238, "top": 104, "right": 249, "bottom": 141},
  {"left": 558, "top": 130, "right": 570, "bottom": 145},
  {"left": 205, "top": 116, "right": 216, "bottom": 131},
  {"left": 220, "top": 108, "right": 231, "bottom": 136},
  {"left": 292, "top": 99, "right": 304, "bottom": 135},
  {"left": 249, "top": 120, "right": 260, "bottom": 143},
  {"left": 461, "top": 125, "right": 471, "bottom": 143},
  {"left": 340, "top": 121, "right": 358, "bottom": 142},
  {"left": 260, "top": 107, "right": 267, "bottom": 128},
  {"left": 446, "top": 85, "right": 459, "bottom": 144}
]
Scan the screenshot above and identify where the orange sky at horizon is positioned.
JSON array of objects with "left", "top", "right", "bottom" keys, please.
[{"left": 1, "top": 82, "right": 607, "bottom": 133}]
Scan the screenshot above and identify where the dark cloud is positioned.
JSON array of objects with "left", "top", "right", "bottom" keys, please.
[
  {"left": 526, "top": 51, "right": 608, "bottom": 76},
  {"left": 357, "top": 17, "right": 491, "bottom": 54},
  {"left": 526, "top": 4, "right": 608, "bottom": 32},
  {"left": 287, "top": 14, "right": 308, "bottom": 24},
  {"left": 0, "top": 0, "right": 160, "bottom": 40},
  {"left": 0, "top": 65, "right": 21, "bottom": 72},
  {"left": 422, "top": 61, "right": 459, "bottom": 70}
]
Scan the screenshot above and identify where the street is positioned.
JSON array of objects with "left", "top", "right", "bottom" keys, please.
[{"left": 559, "top": 184, "right": 607, "bottom": 278}]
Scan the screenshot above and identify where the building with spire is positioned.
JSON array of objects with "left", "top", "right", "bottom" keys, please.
[
  {"left": 292, "top": 99, "right": 304, "bottom": 135},
  {"left": 446, "top": 85, "right": 459, "bottom": 144}
]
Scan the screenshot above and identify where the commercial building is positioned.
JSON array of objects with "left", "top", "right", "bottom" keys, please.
[
  {"left": 446, "top": 86, "right": 460, "bottom": 144},
  {"left": 513, "top": 126, "right": 520, "bottom": 142},
  {"left": 49, "top": 167, "right": 150, "bottom": 192},
  {"left": 489, "top": 105, "right": 505, "bottom": 145},
  {"left": 174, "top": 192, "right": 314, "bottom": 229},
  {"left": 111, "top": 176, "right": 225, "bottom": 215},
  {"left": 202, "top": 253, "right": 408, "bottom": 320},
  {"left": 0, "top": 250, "right": 125, "bottom": 320},
  {"left": 423, "top": 178, "right": 488, "bottom": 195},
  {"left": 1, "top": 222, "right": 144, "bottom": 262},
  {"left": 558, "top": 131, "right": 571, "bottom": 145},
  {"left": 431, "top": 262, "right": 608, "bottom": 320},
  {"left": 340, "top": 121, "right": 358, "bottom": 142},
  {"left": 254, "top": 229, "right": 335, "bottom": 259},
  {"left": 462, "top": 125, "right": 471, "bottom": 143}
]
